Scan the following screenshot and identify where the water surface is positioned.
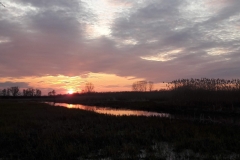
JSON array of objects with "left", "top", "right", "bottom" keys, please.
[{"left": 46, "top": 102, "right": 170, "bottom": 117}]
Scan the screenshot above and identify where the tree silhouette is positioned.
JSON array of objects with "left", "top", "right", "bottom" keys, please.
[
  {"left": 6, "top": 88, "right": 11, "bottom": 96},
  {"left": 84, "top": 82, "right": 94, "bottom": 93},
  {"left": 22, "top": 88, "right": 42, "bottom": 96},
  {"left": 132, "top": 81, "right": 146, "bottom": 91},
  {"left": 148, "top": 81, "right": 154, "bottom": 91},
  {"left": 48, "top": 90, "right": 56, "bottom": 96},
  {"left": 132, "top": 81, "right": 154, "bottom": 92},
  {"left": 9, "top": 86, "right": 20, "bottom": 96},
  {"left": 1, "top": 89, "right": 7, "bottom": 96},
  {"left": 23, "top": 88, "right": 35, "bottom": 96},
  {"left": 35, "top": 89, "right": 42, "bottom": 96}
]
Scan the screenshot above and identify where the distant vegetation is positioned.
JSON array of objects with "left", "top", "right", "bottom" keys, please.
[
  {"left": 0, "top": 86, "right": 42, "bottom": 97},
  {"left": 0, "top": 82, "right": 96, "bottom": 96},
  {"left": 132, "top": 80, "right": 154, "bottom": 91},
  {"left": 82, "top": 82, "right": 94, "bottom": 93},
  {"left": 48, "top": 90, "right": 56, "bottom": 96},
  {"left": 40, "top": 78, "right": 240, "bottom": 117},
  {"left": 167, "top": 78, "right": 240, "bottom": 110},
  {"left": 169, "top": 78, "right": 240, "bottom": 91},
  {"left": 1, "top": 78, "right": 239, "bottom": 97},
  {"left": 1, "top": 79, "right": 240, "bottom": 114}
]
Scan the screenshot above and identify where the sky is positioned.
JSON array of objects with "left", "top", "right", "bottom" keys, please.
[{"left": 0, "top": 0, "right": 240, "bottom": 94}]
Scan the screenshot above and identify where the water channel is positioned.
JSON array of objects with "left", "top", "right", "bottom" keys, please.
[
  {"left": 45, "top": 102, "right": 171, "bottom": 117},
  {"left": 45, "top": 102, "right": 240, "bottom": 125}
]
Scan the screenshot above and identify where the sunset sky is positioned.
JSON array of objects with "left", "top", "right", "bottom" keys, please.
[{"left": 0, "top": 0, "right": 240, "bottom": 95}]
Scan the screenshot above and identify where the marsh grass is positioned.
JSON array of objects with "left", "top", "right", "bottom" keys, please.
[
  {"left": 40, "top": 84, "right": 240, "bottom": 118},
  {"left": 0, "top": 100, "right": 240, "bottom": 159}
]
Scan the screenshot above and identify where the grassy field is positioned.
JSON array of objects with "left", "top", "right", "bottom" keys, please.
[{"left": 0, "top": 100, "right": 240, "bottom": 159}]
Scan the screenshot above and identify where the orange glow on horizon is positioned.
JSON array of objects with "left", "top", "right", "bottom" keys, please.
[
  {"left": 67, "top": 89, "right": 74, "bottom": 94},
  {"left": 0, "top": 73, "right": 167, "bottom": 95}
]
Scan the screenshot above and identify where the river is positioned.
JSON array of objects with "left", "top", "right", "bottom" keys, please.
[
  {"left": 45, "top": 102, "right": 240, "bottom": 125},
  {"left": 45, "top": 102, "right": 170, "bottom": 117}
]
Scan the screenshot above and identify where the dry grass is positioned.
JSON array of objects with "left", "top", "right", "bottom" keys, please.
[{"left": 0, "top": 100, "right": 240, "bottom": 159}]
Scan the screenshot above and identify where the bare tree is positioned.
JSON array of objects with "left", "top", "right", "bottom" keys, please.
[
  {"left": 48, "top": 91, "right": 52, "bottom": 96},
  {"left": 1, "top": 89, "right": 7, "bottom": 96},
  {"left": 140, "top": 81, "right": 148, "bottom": 91},
  {"left": 35, "top": 89, "right": 42, "bottom": 96},
  {"left": 132, "top": 82, "right": 138, "bottom": 91},
  {"left": 132, "top": 81, "right": 148, "bottom": 92},
  {"left": 9, "top": 86, "right": 20, "bottom": 96},
  {"left": 6, "top": 88, "right": 11, "bottom": 96},
  {"left": 132, "top": 81, "right": 140, "bottom": 91},
  {"left": 29, "top": 88, "right": 35, "bottom": 96},
  {"left": 23, "top": 88, "right": 35, "bottom": 96},
  {"left": 148, "top": 81, "right": 154, "bottom": 91},
  {"left": 48, "top": 90, "right": 56, "bottom": 96},
  {"left": 22, "top": 89, "right": 28, "bottom": 96},
  {"left": 84, "top": 82, "right": 94, "bottom": 93}
]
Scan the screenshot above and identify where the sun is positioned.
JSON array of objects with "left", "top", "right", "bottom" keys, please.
[{"left": 67, "top": 89, "right": 74, "bottom": 94}]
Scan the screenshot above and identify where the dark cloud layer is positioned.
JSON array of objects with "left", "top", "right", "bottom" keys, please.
[
  {"left": 0, "top": 82, "right": 29, "bottom": 88},
  {"left": 0, "top": 0, "right": 240, "bottom": 83}
]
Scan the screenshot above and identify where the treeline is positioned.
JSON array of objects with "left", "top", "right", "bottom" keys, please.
[
  {"left": 1, "top": 78, "right": 240, "bottom": 97},
  {"left": 168, "top": 78, "right": 240, "bottom": 91},
  {"left": 0, "top": 86, "right": 42, "bottom": 96},
  {"left": 132, "top": 81, "right": 154, "bottom": 91}
]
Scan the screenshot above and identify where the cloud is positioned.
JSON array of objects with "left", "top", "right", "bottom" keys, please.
[
  {"left": 0, "top": 0, "right": 240, "bottom": 87},
  {"left": 109, "top": 0, "right": 240, "bottom": 80},
  {"left": 0, "top": 82, "right": 29, "bottom": 88}
]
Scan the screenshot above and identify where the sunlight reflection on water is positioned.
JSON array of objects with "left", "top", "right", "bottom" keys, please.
[{"left": 45, "top": 102, "right": 170, "bottom": 117}]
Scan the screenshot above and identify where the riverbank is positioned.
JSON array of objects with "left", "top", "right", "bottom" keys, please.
[
  {"left": 40, "top": 90, "right": 240, "bottom": 119},
  {"left": 1, "top": 89, "right": 240, "bottom": 116},
  {"left": 0, "top": 101, "right": 240, "bottom": 159}
]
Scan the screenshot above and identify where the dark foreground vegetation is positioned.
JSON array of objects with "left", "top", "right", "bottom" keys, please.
[{"left": 1, "top": 100, "right": 240, "bottom": 159}]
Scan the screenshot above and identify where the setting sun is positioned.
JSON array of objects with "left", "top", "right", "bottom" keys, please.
[{"left": 67, "top": 89, "right": 74, "bottom": 94}]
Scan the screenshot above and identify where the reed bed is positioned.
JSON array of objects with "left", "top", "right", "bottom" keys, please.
[{"left": 0, "top": 100, "right": 240, "bottom": 159}]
